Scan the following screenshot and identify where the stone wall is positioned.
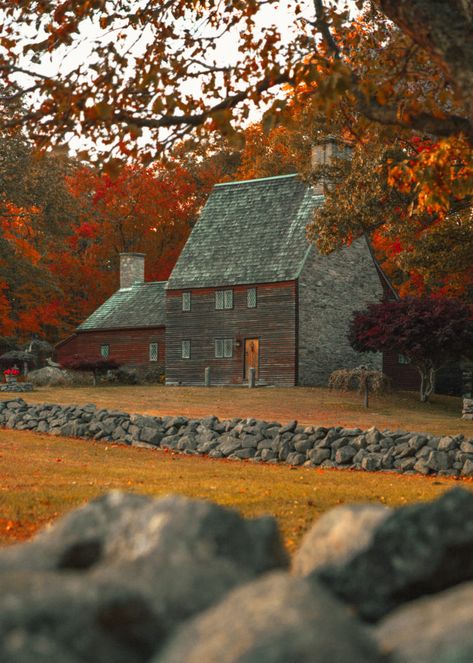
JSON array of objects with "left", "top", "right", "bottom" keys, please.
[
  {"left": 463, "top": 398, "right": 473, "bottom": 420},
  {"left": 1, "top": 397, "right": 472, "bottom": 477},
  {"left": 0, "top": 487, "right": 472, "bottom": 662},
  {"left": 298, "top": 237, "right": 383, "bottom": 386}
]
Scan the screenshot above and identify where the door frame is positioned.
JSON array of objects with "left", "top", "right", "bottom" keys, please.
[{"left": 243, "top": 337, "right": 260, "bottom": 382}]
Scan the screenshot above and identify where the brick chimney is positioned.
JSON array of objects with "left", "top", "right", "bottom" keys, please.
[{"left": 119, "top": 252, "right": 145, "bottom": 289}]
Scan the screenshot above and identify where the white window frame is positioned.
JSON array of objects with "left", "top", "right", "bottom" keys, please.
[
  {"left": 224, "top": 289, "right": 233, "bottom": 309},
  {"left": 223, "top": 338, "right": 233, "bottom": 358},
  {"left": 215, "top": 338, "right": 224, "bottom": 358},
  {"left": 181, "top": 339, "right": 191, "bottom": 359},
  {"left": 247, "top": 287, "right": 257, "bottom": 308},
  {"left": 215, "top": 290, "right": 224, "bottom": 310},
  {"left": 182, "top": 292, "right": 191, "bottom": 311},
  {"left": 149, "top": 342, "right": 158, "bottom": 362},
  {"left": 215, "top": 338, "right": 233, "bottom": 358},
  {"left": 100, "top": 344, "right": 109, "bottom": 359}
]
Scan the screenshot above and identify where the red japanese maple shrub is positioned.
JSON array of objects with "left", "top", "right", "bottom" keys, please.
[{"left": 349, "top": 297, "right": 473, "bottom": 402}]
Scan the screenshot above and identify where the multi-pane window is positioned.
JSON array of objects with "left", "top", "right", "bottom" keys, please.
[
  {"left": 182, "top": 292, "right": 191, "bottom": 311},
  {"left": 247, "top": 287, "right": 257, "bottom": 308},
  {"left": 149, "top": 342, "right": 158, "bottom": 362},
  {"left": 181, "top": 340, "right": 191, "bottom": 359},
  {"left": 215, "top": 289, "right": 233, "bottom": 310},
  {"left": 215, "top": 338, "right": 233, "bottom": 358},
  {"left": 100, "top": 344, "right": 109, "bottom": 358},
  {"left": 224, "top": 289, "right": 233, "bottom": 309}
]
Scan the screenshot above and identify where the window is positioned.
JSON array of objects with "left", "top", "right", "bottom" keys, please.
[
  {"left": 215, "top": 290, "right": 224, "bottom": 310},
  {"left": 215, "top": 338, "right": 223, "bottom": 358},
  {"left": 100, "top": 344, "right": 109, "bottom": 359},
  {"left": 398, "top": 354, "right": 411, "bottom": 365},
  {"left": 182, "top": 292, "right": 191, "bottom": 311},
  {"left": 149, "top": 342, "right": 158, "bottom": 362},
  {"left": 247, "top": 287, "right": 257, "bottom": 308},
  {"left": 215, "top": 338, "right": 233, "bottom": 358},
  {"left": 223, "top": 338, "right": 233, "bottom": 357},
  {"left": 215, "top": 289, "right": 233, "bottom": 309},
  {"left": 181, "top": 340, "right": 191, "bottom": 359},
  {"left": 224, "top": 289, "right": 233, "bottom": 309}
]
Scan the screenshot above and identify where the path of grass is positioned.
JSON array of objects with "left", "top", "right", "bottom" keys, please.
[{"left": 1, "top": 428, "right": 471, "bottom": 553}]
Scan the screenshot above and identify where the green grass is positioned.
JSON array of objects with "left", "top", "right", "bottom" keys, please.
[{"left": 0, "top": 427, "right": 471, "bottom": 553}]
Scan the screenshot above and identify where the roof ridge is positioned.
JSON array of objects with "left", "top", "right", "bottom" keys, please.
[{"left": 214, "top": 173, "right": 298, "bottom": 187}]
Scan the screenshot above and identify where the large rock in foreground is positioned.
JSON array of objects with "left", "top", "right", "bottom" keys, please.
[
  {"left": 292, "top": 503, "right": 391, "bottom": 575},
  {"left": 318, "top": 488, "right": 473, "bottom": 621},
  {"left": 0, "top": 488, "right": 473, "bottom": 662},
  {"left": 154, "top": 573, "right": 385, "bottom": 663},
  {"left": 0, "top": 492, "right": 287, "bottom": 660}
]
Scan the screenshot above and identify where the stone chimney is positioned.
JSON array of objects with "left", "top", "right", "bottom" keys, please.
[
  {"left": 119, "top": 252, "right": 145, "bottom": 289},
  {"left": 311, "top": 135, "right": 352, "bottom": 193},
  {"left": 311, "top": 134, "right": 352, "bottom": 167}
]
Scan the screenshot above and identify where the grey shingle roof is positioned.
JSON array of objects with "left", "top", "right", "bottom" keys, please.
[
  {"left": 166, "top": 174, "right": 324, "bottom": 289},
  {"left": 78, "top": 281, "right": 166, "bottom": 331}
]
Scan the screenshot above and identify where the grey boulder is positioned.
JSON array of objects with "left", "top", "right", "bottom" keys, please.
[
  {"left": 373, "top": 580, "right": 473, "bottom": 663},
  {"left": 154, "top": 572, "right": 387, "bottom": 663},
  {"left": 292, "top": 503, "right": 391, "bottom": 576},
  {"left": 318, "top": 488, "right": 473, "bottom": 621}
]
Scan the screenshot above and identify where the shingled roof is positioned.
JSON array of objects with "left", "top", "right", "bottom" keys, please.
[
  {"left": 78, "top": 281, "right": 166, "bottom": 331},
  {"left": 166, "top": 174, "right": 324, "bottom": 290}
]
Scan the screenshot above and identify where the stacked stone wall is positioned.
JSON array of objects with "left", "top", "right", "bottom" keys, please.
[{"left": 1, "top": 397, "right": 472, "bottom": 477}]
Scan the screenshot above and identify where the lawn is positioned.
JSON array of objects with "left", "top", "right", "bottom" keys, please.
[
  {"left": 0, "top": 427, "right": 471, "bottom": 554},
  {"left": 1, "top": 385, "right": 471, "bottom": 553},
  {"left": 17, "top": 384, "right": 473, "bottom": 437}
]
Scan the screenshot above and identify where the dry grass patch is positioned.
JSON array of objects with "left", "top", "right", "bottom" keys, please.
[
  {"left": 0, "top": 428, "right": 471, "bottom": 553},
  {"left": 18, "top": 384, "right": 472, "bottom": 437}
]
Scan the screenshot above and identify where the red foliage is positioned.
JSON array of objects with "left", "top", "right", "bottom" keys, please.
[
  {"left": 61, "top": 354, "right": 121, "bottom": 372},
  {"left": 350, "top": 297, "right": 473, "bottom": 366}
]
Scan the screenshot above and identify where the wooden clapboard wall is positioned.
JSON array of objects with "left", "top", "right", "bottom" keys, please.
[
  {"left": 56, "top": 327, "right": 166, "bottom": 371},
  {"left": 165, "top": 281, "right": 297, "bottom": 386}
]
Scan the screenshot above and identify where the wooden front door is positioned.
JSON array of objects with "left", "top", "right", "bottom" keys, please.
[{"left": 244, "top": 338, "right": 259, "bottom": 381}]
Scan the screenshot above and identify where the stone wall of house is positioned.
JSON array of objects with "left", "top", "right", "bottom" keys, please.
[{"left": 297, "top": 238, "right": 383, "bottom": 386}]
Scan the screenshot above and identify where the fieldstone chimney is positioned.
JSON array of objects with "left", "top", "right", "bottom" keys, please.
[
  {"left": 311, "top": 135, "right": 352, "bottom": 193},
  {"left": 311, "top": 134, "right": 352, "bottom": 169},
  {"left": 119, "top": 252, "right": 145, "bottom": 289}
]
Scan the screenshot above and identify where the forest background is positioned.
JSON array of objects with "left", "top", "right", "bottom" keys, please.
[{"left": 0, "top": 2, "right": 472, "bottom": 346}]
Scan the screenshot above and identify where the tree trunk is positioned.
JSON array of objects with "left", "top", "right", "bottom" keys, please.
[
  {"left": 418, "top": 365, "right": 435, "bottom": 402},
  {"left": 364, "top": 382, "right": 369, "bottom": 408}
]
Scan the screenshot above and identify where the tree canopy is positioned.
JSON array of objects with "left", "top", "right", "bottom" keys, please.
[
  {"left": 349, "top": 297, "right": 473, "bottom": 402},
  {"left": 1, "top": 1, "right": 471, "bottom": 157}
]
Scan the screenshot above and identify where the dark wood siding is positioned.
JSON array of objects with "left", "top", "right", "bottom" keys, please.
[
  {"left": 165, "top": 281, "right": 297, "bottom": 386},
  {"left": 383, "top": 350, "right": 420, "bottom": 392},
  {"left": 56, "top": 327, "right": 165, "bottom": 371}
]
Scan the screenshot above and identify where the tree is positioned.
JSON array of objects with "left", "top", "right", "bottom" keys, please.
[
  {"left": 1, "top": 1, "right": 471, "bottom": 158},
  {"left": 349, "top": 297, "right": 473, "bottom": 402}
]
